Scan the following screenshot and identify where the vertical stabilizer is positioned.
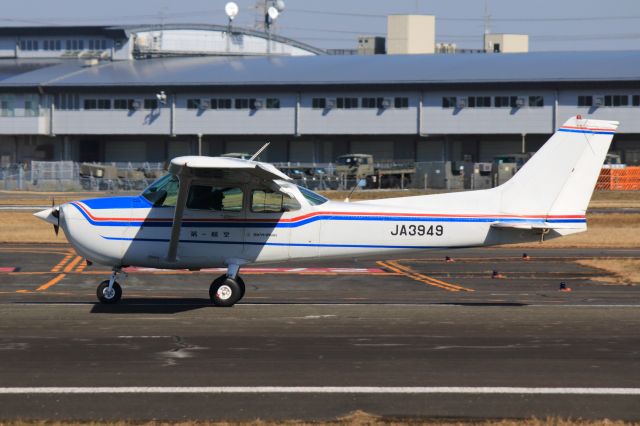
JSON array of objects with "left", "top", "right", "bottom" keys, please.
[{"left": 499, "top": 116, "right": 618, "bottom": 217}]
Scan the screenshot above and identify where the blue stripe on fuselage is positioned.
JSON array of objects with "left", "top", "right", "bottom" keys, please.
[
  {"left": 72, "top": 203, "right": 585, "bottom": 230},
  {"left": 79, "top": 196, "right": 152, "bottom": 209}
]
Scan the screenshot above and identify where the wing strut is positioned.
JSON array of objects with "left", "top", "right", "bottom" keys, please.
[{"left": 166, "top": 173, "right": 192, "bottom": 262}]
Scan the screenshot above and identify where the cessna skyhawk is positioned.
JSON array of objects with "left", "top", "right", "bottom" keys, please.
[{"left": 35, "top": 116, "right": 618, "bottom": 306}]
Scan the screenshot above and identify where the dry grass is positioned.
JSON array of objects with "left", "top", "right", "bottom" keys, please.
[
  {"left": 575, "top": 259, "right": 640, "bottom": 285},
  {"left": 2, "top": 189, "right": 640, "bottom": 207},
  {"left": 0, "top": 414, "right": 637, "bottom": 425},
  {"left": 0, "top": 211, "right": 68, "bottom": 244},
  {"left": 589, "top": 190, "right": 640, "bottom": 209}
]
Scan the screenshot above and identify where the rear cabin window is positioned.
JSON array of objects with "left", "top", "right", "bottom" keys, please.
[
  {"left": 187, "top": 185, "right": 243, "bottom": 212},
  {"left": 251, "top": 190, "right": 301, "bottom": 213}
]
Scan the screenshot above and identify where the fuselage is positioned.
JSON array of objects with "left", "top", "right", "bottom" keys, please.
[{"left": 57, "top": 184, "right": 573, "bottom": 269}]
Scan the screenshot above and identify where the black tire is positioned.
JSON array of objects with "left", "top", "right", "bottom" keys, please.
[
  {"left": 96, "top": 280, "right": 122, "bottom": 304},
  {"left": 209, "top": 276, "right": 243, "bottom": 307},
  {"left": 236, "top": 275, "right": 246, "bottom": 300}
]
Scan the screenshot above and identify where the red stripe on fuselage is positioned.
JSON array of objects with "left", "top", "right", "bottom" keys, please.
[{"left": 73, "top": 202, "right": 584, "bottom": 224}]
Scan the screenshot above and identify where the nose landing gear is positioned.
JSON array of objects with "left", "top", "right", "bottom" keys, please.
[{"left": 96, "top": 267, "right": 124, "bottom": 304}]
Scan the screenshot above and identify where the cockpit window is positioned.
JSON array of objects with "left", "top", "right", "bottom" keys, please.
[
  {"left": 141, "top": 174, "right": 179, "bottom": 207},
  {"left": 298, "top": 185, "right": 328, "bottom": 206}
]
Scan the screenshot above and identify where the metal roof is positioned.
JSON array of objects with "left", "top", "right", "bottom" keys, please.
[
  {"left": 0, "top": 24, "right": 325, "bottom": 56},
  {"left": 0, "top": 50, "right": 639, "bottom": 90}
]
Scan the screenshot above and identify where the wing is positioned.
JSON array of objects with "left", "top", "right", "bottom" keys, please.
[
  {"left": 165, "top": 156, "right": 291, "bottom": 262},
  {"left": 169, "top": 156, "right": 291, "bottom": 183}
]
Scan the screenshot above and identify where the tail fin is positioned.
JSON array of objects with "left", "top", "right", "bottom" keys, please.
[{"left": 498, "top": 116, "right": 618, "bottom": 218}]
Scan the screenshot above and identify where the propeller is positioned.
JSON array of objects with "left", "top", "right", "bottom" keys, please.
[{"left": 51, "top": 197, "right": 60, "bottom": 236}]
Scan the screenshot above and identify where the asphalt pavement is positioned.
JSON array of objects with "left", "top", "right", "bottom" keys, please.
[{"left": 0, "top": 244, "right": 638, "bottom": 421}]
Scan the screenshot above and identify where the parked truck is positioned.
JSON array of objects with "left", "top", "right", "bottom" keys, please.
[{"left": 335, "top": 154, "right": 416, "bottom": 189}]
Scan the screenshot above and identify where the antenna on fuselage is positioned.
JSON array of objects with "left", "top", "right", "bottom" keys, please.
[{"left": 249, "top": 141, "right": 270, "bottom": 161}]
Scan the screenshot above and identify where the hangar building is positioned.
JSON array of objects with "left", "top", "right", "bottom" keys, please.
[{"left": 0, "top": 25, "right": 639, "bottom": 165}]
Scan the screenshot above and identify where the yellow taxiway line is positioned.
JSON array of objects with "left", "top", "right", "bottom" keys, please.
[{"left": 378, "top": 260, "right": 474, "bottom": 293}]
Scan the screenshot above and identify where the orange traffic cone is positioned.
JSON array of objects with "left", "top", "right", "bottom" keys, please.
[
  {"left": 559, "top": 281, "right": 572, "bottom": 292},
  {"left": 492, "top": 270, "right": 505, "bottom": 279}
]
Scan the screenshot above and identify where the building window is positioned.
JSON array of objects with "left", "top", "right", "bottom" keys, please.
[
  {"left": 59, "top": 94, "right": 80, "bottom": 110},
  {"left": 336, "top": 97, "right": 358, "bottom": 109},
  {"left": 604, "top": 95, "right": 628, "bottom": 107},
  {"left": 361, "top": 97, "right": 377, "bottom": 109},
  {"left": 394, "top": 97, "right": 409, "bottom": 108},
  {"left": 144, "top": 99, "right": 158, "bottom": 110},
  {"left": 633, "top": 95, "right": 640, "bottom": 107},
  {"left": 88, "top": 40, "right": 94, "bottom": 50},
  {"left": 65, "top": 40, "right": 71, "bottom": 50},
  {"left": 72, "top": 40, "right": 78, "bottom": 50},
  {"left": 55, "top": 40, "right": 61, "bottom": 50},
  {"left": 0, "top": 95, "right": 15, "bottom": 117},
  {"left": 494, "top": 96, "right": 508, "bottom": 108},
  {"left": 312, "top": 98, "right": 326, "bottom": 109},
  {"left": 114, "top": 99, "right": 134, "bottom": 110},
  {"left": 32, "top": 40, "right": 39, "bottom": 50},
  {"left": 468, "top": 96, "right": 491, "bottom": 108},
  {"left": 83, "top": 99, "right": 97, "bottom": 110},
  {"left": 266, "top": 98, "right": 280, "bottom": 109},
  {"left": 101, "top": 40, "right": 107, "bottom": 50},
  {"left": 187, "top": 99, "right": 200, "bottom": 109},
  {"left": 78, "top": 40, "right": 84, "bottom": 50},
  {"left": 529, "top": 96, "right": 544, "bottom": 107},
  {"left": 578, "top": 96, "right": 593, "bottom": 107},
  {"left": 43, "top": 40, "right": 49, "bottom": 51},
  {"left": 442, "top": 97, "right": 456, "bottom": 108},
  {"left": 97, "top": 99, "right": 111, "bottom": 110},
  {"left": 24, "top": 95, "right": 40, "bottom": 116},
  {"left": 212, "top": 98, "right": 232, "bottom": 109},
  {"left": 235, "top": 98, "right": 249, "bottom": 109}
]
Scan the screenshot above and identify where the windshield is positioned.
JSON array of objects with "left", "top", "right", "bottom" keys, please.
[
  {"left": 141, "top": 173, "right": 179, "bottom": 207},
  {"left": 297, "top": 185, "right": 328, "bottom": 205}
]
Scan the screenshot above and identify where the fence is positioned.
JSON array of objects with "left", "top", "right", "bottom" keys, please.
[
  {"left": 2, "top": 160, "right": 639, "bottom": 192},
  {"left": 0, "top": 161, "right": 164, "bottom": 192},
  {"left": 596, "top": 166, "right": 640, "bottom": 190}
]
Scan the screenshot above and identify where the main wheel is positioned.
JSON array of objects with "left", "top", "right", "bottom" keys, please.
[
  {"left": 97, "top": 280, "right": 122, "bottom": 304},
  {"left": 209, "top": 276, "right": 244, "bottom": 307},
  {"left": 236, "top": 275, "right": 246, "bottom": 300}
]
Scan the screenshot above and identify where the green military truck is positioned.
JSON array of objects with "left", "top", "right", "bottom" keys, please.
[{"left": 335, "top": 154, "right": 415, "bottom": 189}]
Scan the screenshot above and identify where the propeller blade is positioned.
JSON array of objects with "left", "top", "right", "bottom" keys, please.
[{"left": 51, "top": 197, "right": 60, "bottom": 237}]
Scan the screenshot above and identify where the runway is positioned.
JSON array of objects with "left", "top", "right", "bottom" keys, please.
[{"left": 0, "top": 244, "right": 639, "bottom": 421}]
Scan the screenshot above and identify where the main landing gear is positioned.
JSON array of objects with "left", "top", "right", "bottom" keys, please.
[
  {"left": 209, "top": 264, "right": 245, "bottom": 307},
  {"left": 95, "top": 265, "right": 246, "bottom": 307}
]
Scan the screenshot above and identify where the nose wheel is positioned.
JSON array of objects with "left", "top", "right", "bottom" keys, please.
[
  {"left": 96, "top": 268, "right": 124, "bottom": 304},
  {"left": 210, "top": 274, "right": 245, "bottom": 307},
  {"left": 97, "top": 280, "right": 122, "bottom": 304}
]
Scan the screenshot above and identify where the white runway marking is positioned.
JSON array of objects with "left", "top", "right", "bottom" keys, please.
[{"left": 0, "top": 387, "right": 638, "bottom": 395}]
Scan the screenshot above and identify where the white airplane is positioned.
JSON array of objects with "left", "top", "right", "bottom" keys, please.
[{"left": 35, "top": 116, "right": 618, "bottom": 306}]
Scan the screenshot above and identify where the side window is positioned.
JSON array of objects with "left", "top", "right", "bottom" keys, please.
[
  {"left": 252, "top": 190, "right": 301, "bottom": 213},
  {"left": 187, "top": 185, "right": 244, "bottom": 212}
]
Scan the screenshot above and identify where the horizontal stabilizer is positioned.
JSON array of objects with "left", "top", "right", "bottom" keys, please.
[{"left": 490, "top": 221, "right": 585, "bottom": 230}]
